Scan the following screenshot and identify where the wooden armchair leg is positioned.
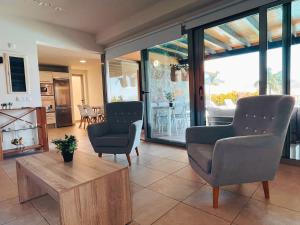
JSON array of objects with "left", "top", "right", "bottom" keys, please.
[
  {"left": 262, "top": 181, "right": 270, "bottom": 199},
  {"left": 79, "top": 117, "right": 83, "bottom": 128},
  {"left": 213, "top": 187, "right": 219, "bottom": 209},
  {"left": 126, "top": 153, "right": 131, "bottom": 166},
  {"left": 98, "top": 153, "right": 102, "bottom": 158},
  {"left": 135, "top": 147, "right": 139, "bottom": 156}
]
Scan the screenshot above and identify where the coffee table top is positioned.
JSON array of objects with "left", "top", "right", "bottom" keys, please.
[{"left": 16, "top": 151, "right": 127, "bottom": 193}]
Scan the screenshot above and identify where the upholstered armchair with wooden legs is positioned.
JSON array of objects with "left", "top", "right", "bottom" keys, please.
[
  {"left": 87, "top": 101, "right": 143, "bottom": 166},
  {"left": 186, "top": 95, "right": 295, "bottom": 208}
]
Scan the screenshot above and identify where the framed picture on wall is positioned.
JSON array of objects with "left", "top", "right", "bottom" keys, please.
[{"left": 4, "top": 53, "right": 29, "bottom": 93}]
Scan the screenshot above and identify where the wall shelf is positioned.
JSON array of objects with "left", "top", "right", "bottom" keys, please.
[
  {"left": 0, "top": 107, "right": 49, "bottom": 160},
  {"left": 1, "top": 126, "right": 41, "bottom": 133}
]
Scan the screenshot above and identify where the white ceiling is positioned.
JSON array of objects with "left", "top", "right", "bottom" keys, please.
[
  {"left": 37, "top": 45, "right": 100, "bottom": 68},
  {"left": 0, "top": 0, "right": 219, "bottom": 46}
]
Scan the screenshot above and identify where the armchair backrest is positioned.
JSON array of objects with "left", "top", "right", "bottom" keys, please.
[
  {"left": 233, "top": 95, "right": 295, "bottom": 138},
  {"left": 105, "top": 101, "right": 143, "bottom": 133}
]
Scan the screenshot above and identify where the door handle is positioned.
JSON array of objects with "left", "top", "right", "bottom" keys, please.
[
  {"left": 141, "top": 91, "right": 150, "bottom": 95},
  {"left": 199, "top": 86, "right": 204, "bottom": 100}
]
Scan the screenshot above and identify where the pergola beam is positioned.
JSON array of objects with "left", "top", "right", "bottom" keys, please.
[
  {"left": 204, "top": 33, "right": 232, "bottom": 50},
  {"left": 218, "top": 24, "right": 251, "bottom": 47},
  {"left": 156, "top": 45, "right": 188, "bottom": 58},
  {"left": 160, "top": 43, "right": 188, "bottom": 55},
  {"left": 245, "top": 16, "right": 259, "bottom": 35}
]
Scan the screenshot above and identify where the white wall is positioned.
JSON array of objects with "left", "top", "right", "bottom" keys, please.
[
  {"left": 0, "top": 15, "right": 101, "bottom": 108},
  {"left": 70, "top": 61, "right": 104, "bottom": 107}
]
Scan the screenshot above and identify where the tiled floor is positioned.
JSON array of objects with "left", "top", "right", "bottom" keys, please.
[{"left": 1, "top": 124, "right": 300, "bottom": 225}]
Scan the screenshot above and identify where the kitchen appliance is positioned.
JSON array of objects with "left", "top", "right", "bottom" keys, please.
[
  {"left": 53, "top": 79, "right": 73, "bottom": 127},
  {"left": 40, "top": 83, "right": 54, "bottom": 96}
]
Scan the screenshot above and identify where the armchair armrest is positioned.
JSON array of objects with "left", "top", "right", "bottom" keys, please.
[
  {"left": 128, "top": 120, "right": 143, "bottom": 148},
  {"left": 212, "top": 134, "right": 282, "bottom": 185},
  {"left": 87, "top": 122, "right": 109, "bottom": 140},
  {"left": 186, "top": 125, "right": 234, "bottom": 144}
]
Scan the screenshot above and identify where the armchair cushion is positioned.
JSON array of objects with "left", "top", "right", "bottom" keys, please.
[
  {"left": 93, "top": 133, "right": 129, "bottom": 147},
  {"left": 188, "top": 143, "right": 214, "bottom": 173}
]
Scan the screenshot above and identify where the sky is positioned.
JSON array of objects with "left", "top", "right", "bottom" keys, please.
[{"left": 205, "top": 44, "right": 300, "bottom": 96}]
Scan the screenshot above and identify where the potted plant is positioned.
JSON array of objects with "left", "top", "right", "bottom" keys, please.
[
  {"left": 52, "top": 135, "right": 77, "bottom": 162},
  {"left": 165, "top": 92, "right": 175, "bottom": 107}
]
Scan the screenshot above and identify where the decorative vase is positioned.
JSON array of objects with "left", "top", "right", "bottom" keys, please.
[{"left": 62, "top": 151, "right": 74, "bottom": 162}]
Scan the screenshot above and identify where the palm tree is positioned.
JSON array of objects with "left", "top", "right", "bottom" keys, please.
[
  {"left": 254, "top": 68, "right": 282, "bottom": 94},
  {"left": 205, "top": 71, "right": 223, "bottom": 105}
]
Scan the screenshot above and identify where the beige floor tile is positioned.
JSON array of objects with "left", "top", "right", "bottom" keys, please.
[
  {"left": 4, "top": 211, "right": 49, "bottom": 225},
  {"left": 222, "top": 182, "right": 260, "bottom": 197},
  {"left": 144, "top": 158, "right": 187, "bottom": 174},
  {"left": 253, "top": 165, "right": 300, "bottom": 212},
  {"left": 148, "top": 175, "right": 204, "bottom": 201},
  {"left": 130, "top": 153, "right": 159, "bottom": 166},
  {"left": 165, "top": 150, "right": 189, "bottom": 163},
  {"left": 153, "top": 203, "right": 230, "bottom": 225},
  {"left": 131, "top": 182, "right": 144, "bottom": 194},
  {"left": 184, "top": 185, "right": 249, "bottom": 222},
  {"left": 31, "top": 195, "right": 60, "bottom": 225},
  {"left": 253, "top": 182, "right": 300, "bottom": 212},
  {"left": 234, "top": 199, "right": 300, "bottom": 225},
  {"left": 129, "top": 164, "right": 168, "bottom": 187},
  {"left": 139, "top": 144, "right": 175, "bottom": 158},
  {"left": 132, "top": 189, "right": 178, "bottom": 225},
  {"left": 173, "top": 166, "right": 206, "bottom": 183},
  {"left": 0, "top": 169, "right": 18, "bottom": 202},
  {"left": 0, "top": 198, "right": 37, "bottom": 225}
]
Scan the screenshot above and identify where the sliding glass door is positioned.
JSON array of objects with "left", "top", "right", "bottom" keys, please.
[
  {"left": 202, "top": 13, "right": 260, "bottom": 126},
  {"left": 106, "top": 53, "right": 140, "bottom": 103},
  {"left": 189, "top": 0, "right": 300, "bottom": 161},
  {"left": 143, "top": 35, "right": 191, "bottom": 144},
  {"left": 289, "top": 0, "right": 300, "bottom": 160}
]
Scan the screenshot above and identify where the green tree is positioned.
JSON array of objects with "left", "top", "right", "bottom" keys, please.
[
  {"left": 205, "top": 71, "right": 223, "bottom": 105},
  {"left": 254, "top": 68, "right": 282, "bottom": 94}
]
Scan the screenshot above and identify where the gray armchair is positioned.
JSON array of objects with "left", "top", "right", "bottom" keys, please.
[
  {"left": 186, "top": 95, "right": 295, "bottom": 208},
  {"left": 88, "top": 101, "right": 143, "bottom": 166}
]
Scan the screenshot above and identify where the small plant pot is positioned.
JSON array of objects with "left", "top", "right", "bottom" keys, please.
[
  {"left": 62, "top": 151, "right": 74, "bottom": 162},
  {"left": 169, "top": 102, "right": 174, "bottom": 107}
]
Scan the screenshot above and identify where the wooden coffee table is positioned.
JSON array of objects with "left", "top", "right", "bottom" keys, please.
[{"left": 16, "top": 151, "right": 132, "bottom": 225}]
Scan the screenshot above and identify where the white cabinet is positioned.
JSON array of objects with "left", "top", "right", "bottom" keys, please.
[
  {"left": 40, "top": 71, "right": 53, "bottom": 83},
  {"left": 52, "top": 72, "right": 70, "bottom": 79}
]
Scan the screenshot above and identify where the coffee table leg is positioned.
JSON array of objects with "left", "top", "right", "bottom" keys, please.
[{"left": 16, "top": 161, "right": 46, "bottom": 203}]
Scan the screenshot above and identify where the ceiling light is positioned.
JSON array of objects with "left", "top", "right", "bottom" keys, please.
[
  {"left": 153, "top": 60, "right": 160, "bottom": 67},
  {"left": 80, "top": 60, "right": 87, "bottom": 64},
  {"left": 32, "top": 0, "right": 63, "bottom": 12},
  {"left": 55, "top": 7, "right": 63, "bottom": 11}
]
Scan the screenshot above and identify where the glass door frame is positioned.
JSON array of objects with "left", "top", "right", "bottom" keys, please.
[
  {"left": 190, "top": 0, "right": 297, "bottom": 162},
  {"left": 140, "top": 46, "right": 196, "bottom": 147}
]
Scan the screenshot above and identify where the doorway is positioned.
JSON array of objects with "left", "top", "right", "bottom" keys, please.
[{"left": 71, "top": 74, "right": 86, "bottom": 121}]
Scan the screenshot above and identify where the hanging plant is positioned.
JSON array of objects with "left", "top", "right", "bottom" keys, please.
[
  {"left": 129, "top": 75, "right": 137, "bottom": 87},
  {"left": 170, "top": 64, "right": 181, "bottom": 82},
  {"left": 181, "top": 68, "right": 189, "bottom": 81},
  {"left": 119, "top": 76, "right": 128, "bottom": 88}
]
